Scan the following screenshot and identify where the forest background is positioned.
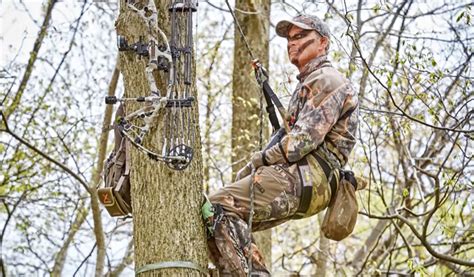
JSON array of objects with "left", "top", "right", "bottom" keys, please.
[{"left": 0, "top": 0, "right": 472, "bottom": 276}]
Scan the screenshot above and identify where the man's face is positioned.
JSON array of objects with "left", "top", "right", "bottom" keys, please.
[{"left": 287, "top": 25, "right": 328, "bottom": 69}]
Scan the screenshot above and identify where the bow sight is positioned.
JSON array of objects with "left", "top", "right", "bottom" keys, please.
[{"left": 107, "top": 0, "right": 198, "bottom": 171}]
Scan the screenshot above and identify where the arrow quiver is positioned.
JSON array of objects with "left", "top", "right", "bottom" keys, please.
[{"left": 98, "top": 104, "right": 133, "bottom": 217}]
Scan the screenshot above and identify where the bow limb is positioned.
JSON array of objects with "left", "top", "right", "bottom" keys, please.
[{"left": 154, "top": 28, "right": 175, "bottom": 97}]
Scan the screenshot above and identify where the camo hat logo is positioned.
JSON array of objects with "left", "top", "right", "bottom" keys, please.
[{"left": 276, "top": 14, "right": 330, "bottom": 39}]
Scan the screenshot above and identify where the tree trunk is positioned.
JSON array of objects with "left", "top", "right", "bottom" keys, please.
[
  {"left": 230, "top": 0, "right": 272, "bottom": 268},
  {"left": 116, "top": 1, "right": 207, "bottom": 275}
]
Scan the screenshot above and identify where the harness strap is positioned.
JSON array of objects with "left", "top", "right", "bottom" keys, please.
[
  {"left": 292, "top": 152, "right": 338, "bottom": 219},
  {"left": 312, "top": 152, "right": 338, "bottom": 205},
  {"left": 293, "top": 158, "right": 313, "bottom": 220}
]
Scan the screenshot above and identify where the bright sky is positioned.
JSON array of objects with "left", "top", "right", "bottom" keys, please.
[{"left": 1, "top": 0, "right": 44, "bottom": 68}]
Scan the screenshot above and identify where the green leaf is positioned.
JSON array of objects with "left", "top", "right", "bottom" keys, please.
[
  {"left": 402, "top": 188, "right": 409, "bottom": 198},
  {"left": 456, "top": 11, "right": 464, "bottom": 22},
  {"left": 407, "top": 258, "right": 414, "bottom": 270},
  {"left": 372, "top": 4, "right": 381, "bottom": 14},
  {"left": 346, "top": 13, "right": 354, "bottom": 22}
]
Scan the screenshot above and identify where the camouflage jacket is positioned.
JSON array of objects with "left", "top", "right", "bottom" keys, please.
[{"left": 264, "top": 55, "right": 359, "bottom": 168}]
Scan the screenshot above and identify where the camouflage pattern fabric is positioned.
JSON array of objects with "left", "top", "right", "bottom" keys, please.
[
  {"left": 208, "top": 215, "right": 268, "bottom": 276},
  {"left": 209, "top": 165, "right": 300, "bottom": 228},
  {"left": 208, "top": 162, "right": 332, "bottom": 274},
  {"left": 207, "top": 54, "right": 358, "bottom": 275},
  {"left": 276, "top": 14, "right": 331, "bottom": 39},
  {"left": 303, "top": 154, "right": 333, "bottom": 217},
  {"left": 264, "top": 54, "right": 359, "bottom": 168}
]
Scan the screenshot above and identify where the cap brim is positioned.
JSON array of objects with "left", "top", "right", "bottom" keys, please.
[{"left": 276, "top": 20, "right": 313, "bottom": 38}]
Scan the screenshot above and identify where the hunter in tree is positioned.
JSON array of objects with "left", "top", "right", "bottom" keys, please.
[{"left": 205, "top": 15, "right": 360, "bottom": 275}]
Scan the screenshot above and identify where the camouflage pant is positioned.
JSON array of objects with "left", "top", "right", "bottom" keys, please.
[{"left": 207, "top": 163, "right": 332, "bottom": 276}]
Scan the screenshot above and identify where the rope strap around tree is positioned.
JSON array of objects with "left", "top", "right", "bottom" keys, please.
[{"left": 135, "top": 261, "right": 208, "bottom": 275}]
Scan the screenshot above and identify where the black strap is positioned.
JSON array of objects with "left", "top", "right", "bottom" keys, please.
[
  {"left": 341, "top": 170, "right": 358, "bottom": 190},
  {"left": 292, "top": 158, "right": 312, "bottom": 220},
  {"left": 261, "top": 80, "right": 281, "bottom": 131}
]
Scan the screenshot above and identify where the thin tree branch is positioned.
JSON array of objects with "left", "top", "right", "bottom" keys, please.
[{"left": 4, "top": 0, "right": 57, "bottom": 119}]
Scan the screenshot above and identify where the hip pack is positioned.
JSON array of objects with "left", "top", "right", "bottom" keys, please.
[
  {"left": 97, "top": 103, "right": 132, "bottom": 217},
  {"left": 321, "top": 170, "right": 358, "bottom": 241}
]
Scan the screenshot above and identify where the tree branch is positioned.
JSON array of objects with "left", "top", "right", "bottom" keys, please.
[{"left": 4, "top": 0, "right": 57, "bottom": 119}]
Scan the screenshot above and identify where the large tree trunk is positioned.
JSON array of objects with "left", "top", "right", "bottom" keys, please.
[
  {"left": 230, "top": 0, "right": 272, "bottom": 268},
  {"left": 116, "top": 1, "right": 207, "bottom": 275}
]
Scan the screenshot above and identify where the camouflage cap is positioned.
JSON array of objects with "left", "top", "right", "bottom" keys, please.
[{"left": 276, "top": 14, "right": 330, "bottom": 39}]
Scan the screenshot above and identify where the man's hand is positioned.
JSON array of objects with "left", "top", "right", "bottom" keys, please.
[
  {"left": 235, "top": 152, "right": 266, "bottom": 181},
  {"left": 235, "top": 162, "right": 252, "bottom": 181}
]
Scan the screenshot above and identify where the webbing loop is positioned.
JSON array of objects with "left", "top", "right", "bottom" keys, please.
[{"left": 135, "top": 261, "right": 208, "bottom": 275}]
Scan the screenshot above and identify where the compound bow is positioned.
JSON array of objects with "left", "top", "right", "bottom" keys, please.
[{"left": 107, "top": 0, "right": 197, "bottom": 170}]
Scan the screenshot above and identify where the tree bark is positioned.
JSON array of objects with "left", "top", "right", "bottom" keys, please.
[
  {"left": 230, "top": 0, "right": 272, "bottom": 268},
  {"left": 116, "top": 0, "right": 207, "bottom": 275}
]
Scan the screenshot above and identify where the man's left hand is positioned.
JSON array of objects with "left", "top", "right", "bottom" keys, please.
[
  {"left": 250, "top": 151, "right": 265, "bottom": 168},
  {"left": 234, "top": 151, "right": 266, "bottom": 181}
]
